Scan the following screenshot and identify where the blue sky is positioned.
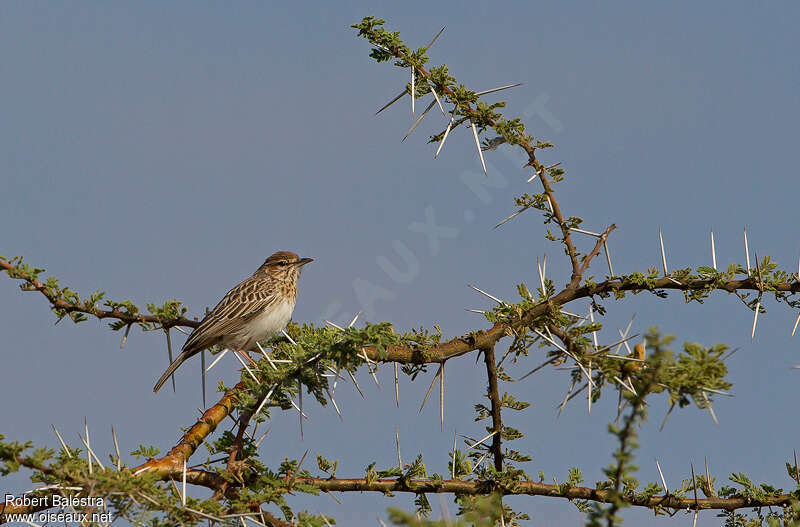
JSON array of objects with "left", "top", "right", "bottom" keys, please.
[{"left": 2, "top": 3, "right": 799, "bottom": 526}]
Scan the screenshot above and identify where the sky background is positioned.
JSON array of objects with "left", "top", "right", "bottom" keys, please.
[{"left": 2, "top": 2, "right": 799, "bottom": 526}]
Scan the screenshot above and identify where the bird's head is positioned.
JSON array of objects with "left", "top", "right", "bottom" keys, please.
[{"left": 257, "top": 251, "right": 313, "bottom": 280}]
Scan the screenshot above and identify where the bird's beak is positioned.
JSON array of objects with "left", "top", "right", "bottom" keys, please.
[{"left": 297, "top": 257, "right": 314, "bottom": 267}]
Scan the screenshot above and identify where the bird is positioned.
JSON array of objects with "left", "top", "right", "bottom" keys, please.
[{"left": 153, "top": 251, "right": 313, "bottom": 392}]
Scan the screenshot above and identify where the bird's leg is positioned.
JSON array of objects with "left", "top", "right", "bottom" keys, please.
[{"left": 237, "top": 349, "right": 259, "bottom": 367}]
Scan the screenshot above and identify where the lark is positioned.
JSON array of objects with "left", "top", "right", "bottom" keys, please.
[{"left": 153, "top": 251, "right": 313, "bottom": 392}]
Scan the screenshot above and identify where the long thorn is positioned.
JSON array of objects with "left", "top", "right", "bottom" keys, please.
[
  {"left": 659, "top": 228, "right": 668, "bottom": 276},
  {"left": 475, "top": 83, "right": 523, "bottom": 96},
  {"left": 419, "top": 364, "right": 442, "bottom": 413},
  {"left": 656, "top": 459, "right": 668, "bottom": 494},
  {"left": 603, "top": 241, "right": 614, "bottom": 277},
  {"left": 468, "top": 284, "right": 505, "bottom": 305},
  {"left": 395, "top": 425, "right": 402, "bottom": 469},
  {"left": 165, "top": 328, "right": 176, "bottom": 392},
  {"left": 257, "top": 342, "right": 278, "bottom": 371},
  {"left": 376, "top": 89, "right": 406, "bottom": 116},
  {"left": 434, "top": 114, "right": 454, "bottom": 159},
  {"left": 466, "top": 430, "right": 498, "bottom": 450},
  {"left": 201, "top": 351, "right": 206, "bottom": 408},
  {"left": 347, "top": 310, "right": 363, "bottom": 328},
  {"left": 751, "top": 300, "right": 760, "bottom": 341},
  {"left": 701, "top": 391, "right": 719, "bottom": 426},
  {"left": 744, "top": 228, "right": 751, "bottom": 276},
  {"left": 299, "top": 380, "right": 304, "bottom": 440},
  {"left": 428, "top": 80, "right": 446, "bottom": 116},
  {"left": 711, "top": 229, "right": 717, "bottom": 271},
  {"left": 52, "top": 425, "right": 71, "bottom": 458},
  {"left": 471, "top": 122, "right": 487, "bottom": 177},
  {"left": 232, "top": 350, "right": 260, "bottom": 383},
  {"left": 205, "top": 349, "right": 228, "bottom": 372},
  {"left": 182, "top": 458, "right": 187, "bottom": 506},
  {"left": 493, "top": 206, "right": 528, "bottom": 229},
  {"left": 120, "top": 323, "right": 132, "bottom": 349},
  {"left": 394, "top": 362, "right": 399, "bottom": 407},
  {"left": 402, "top": 100, "right": 436, "bottom": 142},
  {"left": 425, "top": 26, "right": 446, "bottom": 49},
  {"left": 411, "top": 68, "right": 415, "bottom": 117},
  {"left": 439, "top": 361, "right": 445, "bottom": 431},
  {"left": 112, "top": 426, "right": 121, "bottom": 471},
  {"left": 85, "top": 418, "right": 92, "bottom": 475},
  {"left": 791, "top": 311, "right": 800, "bottom": 338},
  {"left": 451, "top": 430, "right": 457, "bottom": 479},
  {"left": 347, "top": 369, "right": 365, "bottom": 399},
  {"left": 587, "top": 361, "right": 593, "bottom": 415},
  {"left": 254, "top": 386, "right": 275, "bottom": 417}
]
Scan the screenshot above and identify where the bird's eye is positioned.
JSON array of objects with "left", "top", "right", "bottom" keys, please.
[{"left": 278, "top": 261, "right": 288, "bottom": 266}]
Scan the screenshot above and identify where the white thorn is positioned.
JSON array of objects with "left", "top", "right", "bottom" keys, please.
[
  {"left": 475, "top": 83, "right": 523, "bottom": 96},
  {"left": 569, "top": 227, "right": 602, "bottom": 237},
  {"left": 471, "top": 122, "right": 487, "bottom": 177},
  {"left": 257, "top": 342, "right": 278, "bottom": 371},
  {"left": 205, "top": 349, "right": 228, "bottom": 372},
  {"left": 469, "top": 451, "right": 491, "bottom": 475},
  {"left": 744, "top": 228, "right": 751, "bottom": 276},
  {"left": 299, "top": 381, "right": 304, "bottom": 440},
  {"left": 751, "top": 300, "right": 760, "bottom": 341},
  {"left": 588, "top": 306, "right": 598, "bottom": 350},
  {"left": 51, "top": 425, "right": 71, "bottom": 458},
  {"left": 348, "top": 310, "right": 363, "bottom": 328},
  {"left": 232, "top": 351, "right": 260, "bottom": 384},
  {"left": 324, "top": 319, "right": 345, "bottom": 331},
  {"left": 434, "top": 114, "right": 454, "bottom": 159},
  {"left": 85, "top": 418, "right": 92, "bottom": 474},
  {"left": 411, "top": 68, "right": 415, "bottom": 117},
  {"left": 428, "top": 80, "right": 446, "bottom": 116},
  {"left": 791, "top": 312, "right": 800, "bottom": 338},
  {"left": 710, "top": 229, "right": 717, "bottom": 271},
  {"left": 587, "top": 361, "right": 592, "bottom": 415},
  {"left": 493, "top": 206, "right": 529, "bottom": 229},
  {"left": 348, "top": 369, "right": 365, "bottom": 399},
  {"left": 289, "top": 397, "right": 309, "bottom": 419},
  {"left": 468, "top": 284, "right": 505, "bottom": 305},
  {"left": 254, "top": 386, "right": 276, "bottom": 417},
  {"left": 419, "top": 363, "right": 442, "bottom": 413},
  {"left": 659, "top": 228, "right": 669, "bottom": 276},
  {"left": 701, "top": 391, "right": 719, "bottom": 426},
  {"left": 402, "top": 99, "right": 437, "bottom": 142},
  {"left": 451, "top": 429, "right": 457, "bottom": 479},
  {"left": 603, "top": 241, "right": 614, "bottom": 277},
  {"left": 111, "top": 426, "right": 121, "bottom": 471},
  {"left": 181, "top": 458, "right": 187, "bottom": 506},
  {"left": 395, "top": 425, "right": 403, "bottom": 468},
  {"left": 394, "top": 362, "right": 399, "bottom": 407},
  {"left": 439, "top": 361, "right": 445, "bottom": 431},
  {"left": 375, "top": 89, "right": 407, "bottom": 115},
  {"left": 280, "top": 329, "right": 297, "bottom": 345},
  {"left": 466, "top": 430, "right": 498, "bottom": 450},
  {"left": 656, "top": 459, "right": 668, "bottom": 494}
]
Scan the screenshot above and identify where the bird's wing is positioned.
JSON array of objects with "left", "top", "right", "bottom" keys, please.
[{"left": 182, "top": 275, "right": 280, "bottom": 353}]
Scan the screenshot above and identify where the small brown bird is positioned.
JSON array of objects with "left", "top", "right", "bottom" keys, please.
[{"left": 153, "top": 251, "right": 313, "bottom": 392}]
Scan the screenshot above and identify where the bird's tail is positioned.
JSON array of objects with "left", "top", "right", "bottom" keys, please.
[{"left": 153, "top": 349, "right": 195, "bottom": 393}]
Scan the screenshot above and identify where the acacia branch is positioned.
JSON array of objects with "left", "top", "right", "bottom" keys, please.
[
  {"left": 294, "top": 477, "right": 796, "bottom": 512},
  {"left": 482, "top": 344, "right": 504, "bottom": 471},
  {"left": 0, "top": 258, "right": 198, "bottom": 329}
]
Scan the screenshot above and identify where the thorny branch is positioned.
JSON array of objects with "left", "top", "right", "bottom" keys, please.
[{"left": 482, "top": 344, "right": 504, "bottom": 471}]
